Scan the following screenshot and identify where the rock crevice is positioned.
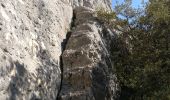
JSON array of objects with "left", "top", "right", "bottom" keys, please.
[
  {"left": 56, "top": 10, "right": 76, "bottom": 100},
  {"left": 0, "top": 0, "right": 118, "bottom": 100},
  {"left": 58, "top": 7, "right": 118, "bottom": 100}
]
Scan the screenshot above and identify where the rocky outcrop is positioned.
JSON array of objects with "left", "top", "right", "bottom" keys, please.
[
  {"left": 0, "top": 0, "right": 73, "bottom": 99},
  {"left": 59, "top": 7, "right": 118, "bottom": 100},
  {"left": 71, "top": 0, "right": 111, "bottom": 10},
  {"left": 0, "top": 0, "right": 117, "bottom": 100}
]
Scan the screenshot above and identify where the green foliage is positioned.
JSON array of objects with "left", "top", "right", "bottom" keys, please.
[
  {"left": 96, "top": 8, "right": 117, "bottom": 27},
  {"left": 114, "top": 0, "right": 138, "bottom": 19},
  {"left": 110, "top": 0, "right": 170, "bottom": 99}
]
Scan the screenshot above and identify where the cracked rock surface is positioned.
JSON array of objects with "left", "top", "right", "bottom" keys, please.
[
  {"left": 59, "top": 7, "right": 118, "bottom": 100},
  {"left": 0, "top": 0, "right": 117, "bottom": 100},
  {"left": 0, "top": 0, "right": 73, "bottom": 99}
]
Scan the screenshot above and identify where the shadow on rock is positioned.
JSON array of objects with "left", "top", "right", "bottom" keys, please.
[{"left": 8, "top": 61, "right": 29, "bottom": 100}]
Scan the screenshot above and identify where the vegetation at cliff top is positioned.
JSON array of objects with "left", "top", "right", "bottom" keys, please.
[{"left": 97, "top": 0, "right": 170, "bottom": 99}]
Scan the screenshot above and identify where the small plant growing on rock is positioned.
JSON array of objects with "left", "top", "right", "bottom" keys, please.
[{"left": 96, "top": 7, "right": 117, "bottom": 27}]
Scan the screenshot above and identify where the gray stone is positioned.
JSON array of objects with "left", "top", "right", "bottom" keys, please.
[
  {"left": 59, "top": 7, "right": 118, "bottom": 100},
  {"left": 0, "top": 0, "right": 72, "bottom": 99},
  {"left": 0, "top": 0, "right": 118, "bottom": 100}
]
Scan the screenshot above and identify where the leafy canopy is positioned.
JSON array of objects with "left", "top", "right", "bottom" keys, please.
[{"left": 97, "top": 0, "right": 170, "bottom": 99}]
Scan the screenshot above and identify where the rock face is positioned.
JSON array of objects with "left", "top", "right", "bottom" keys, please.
[
  {"left": 0, "top": 0, "right": 118, "bottom": 100},
  {"left": 0, "top": 0, "right": 73, "bottom": 99},
  {"left": 71, "top": 0, "right": 111, "bottom": 10},
  {"left": 59, "top": 7, "right": 118, "bottom": 100}
]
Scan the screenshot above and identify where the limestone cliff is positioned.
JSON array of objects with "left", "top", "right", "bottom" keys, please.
[
  {"left": 0, "top": 0, "right": 118, "bottom": 100},
  {"left": 59, "top": 7, "right": 118, "bottom": 100}
]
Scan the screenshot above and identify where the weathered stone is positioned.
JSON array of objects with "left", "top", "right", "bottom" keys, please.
[
  {"left": 0, "top": 0, "right": 73, "bottom": 99},
  {"left": 0, "top": 0, "right": 117, "bottom": 100},
  {"left": 59, "top": 7, "right": 118, "bottom": 100}
]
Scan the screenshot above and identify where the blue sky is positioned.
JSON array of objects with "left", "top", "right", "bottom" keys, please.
[{"left": 112, "top": 0, "right": 148, "bottom": 8}]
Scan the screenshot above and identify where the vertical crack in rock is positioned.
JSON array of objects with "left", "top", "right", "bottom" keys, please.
[
  {"left": 58, "top": 7, "right": 118, "bottom": 100},
  {"left": 0, "top": 0, "right": 114, "bottom": 100},
  {"left": 56, "top": 11, "right": 76, "bottom": 100}
]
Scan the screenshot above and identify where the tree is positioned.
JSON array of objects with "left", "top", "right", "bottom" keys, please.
[{"left": 109, "top": 0, "right": 170, "bottom": 99}]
